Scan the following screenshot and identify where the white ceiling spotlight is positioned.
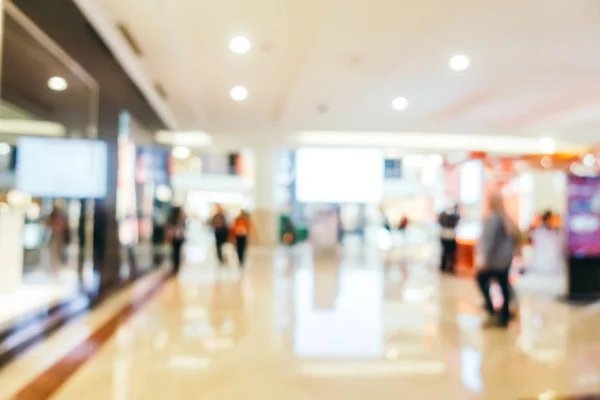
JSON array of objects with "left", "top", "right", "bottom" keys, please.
[
  {"left": 229, "top": 86, "right": 248, "bottom": 102},
  {"left": 229, "top": 36, "right": 251, "bottom": 54},
  {"left": 391, "top": 97, "right": 409, "bottom": 111},
  {"left": 172, "top": 146, "right": 191, "bottom": 160},
  {"left": 449, "top": 54, "right": 470, "bottom": 72},
  {"left": 47, "top": 76, "right": 68, "bottom": 91}
]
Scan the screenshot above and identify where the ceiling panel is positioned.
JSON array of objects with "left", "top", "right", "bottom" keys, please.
[{"left": 70, "top": 0, "right": 600, "bottom": 142}]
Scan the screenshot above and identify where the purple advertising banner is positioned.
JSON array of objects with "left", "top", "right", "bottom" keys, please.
[{"left": 567, "top": 175, "right": 600, "bottom": 257}]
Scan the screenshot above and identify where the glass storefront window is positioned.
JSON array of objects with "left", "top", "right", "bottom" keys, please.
[{"left": 0, "top": 2, "right": 99, "bottom": 326}]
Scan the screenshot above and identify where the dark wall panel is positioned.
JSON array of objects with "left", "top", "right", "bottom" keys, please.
[{"left": 11, "top": 0, "right": 166, "bottom": 133}]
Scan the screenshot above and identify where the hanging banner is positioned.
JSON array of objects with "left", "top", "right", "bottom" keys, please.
[{"left": 566, "top": 175, "right": 600, "bottom": 257}]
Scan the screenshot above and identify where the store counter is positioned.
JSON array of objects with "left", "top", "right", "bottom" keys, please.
[{"left": 455, "top": 223, "right": 481, "bottom": 274}]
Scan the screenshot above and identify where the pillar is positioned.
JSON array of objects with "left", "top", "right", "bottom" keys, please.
[
  {"left": 252, "top": 146, "right": 279, "bottom": 246},
  {"left": 93, "top": 103, "right": 122, "bottom": 293}
]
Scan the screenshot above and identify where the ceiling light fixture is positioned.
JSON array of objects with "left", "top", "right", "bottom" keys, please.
[
  {"left": 172, "top": 146, "right": 191, "bottom": 160},
  {"left": 47, "top": 76, "right": 68, "bottom": 91},
  {"left": 229, "top": 36, "right": 251, "bottom": 54},
  {"left": 229, "top": 86, "right": 248, "bottom": 101},
  {"left": 449, "top": 54, "right": 470, "bottom": 71},
  {"left": 391, "top": 97, "right": 409, "bottom": 111}
]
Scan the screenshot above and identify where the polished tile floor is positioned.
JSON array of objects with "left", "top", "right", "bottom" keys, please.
[{"left": 2, "top": 240, "right": 600, "bottom": 400}]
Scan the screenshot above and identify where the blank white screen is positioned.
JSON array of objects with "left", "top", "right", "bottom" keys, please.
[
  {"left": 459, "top": 160, "right": 483, "bottom": 205},
  {"left": 296, "top": 148, "right": 384, "bottom": 203},
  {"left": 16, "top": 137, "right": 107, "bottom": 198}
]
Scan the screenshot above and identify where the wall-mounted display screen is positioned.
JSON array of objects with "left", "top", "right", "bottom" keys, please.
[
  {"left": 295, "top": 148, "right": 384, "bottom": 203},
  {"left": 16, "top": 137, "right": 107, "bottom": 198}
]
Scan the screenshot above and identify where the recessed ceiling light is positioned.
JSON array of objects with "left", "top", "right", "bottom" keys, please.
[
  {"left": 172, "top": 146, "right": 191, "bottom": 159},
  {"left": 449, "top": 54, "right": 470, "bottom": 71},
  {"left": 229, "top": 36, "right": 251, "bottom": 54},
  {"left": 47, "top": 76, "right": 68, "bottom": 91},
  {"left": 0, "top": 143, "right": 10, "bottom": 156},
  {"left": 391, "top": 97, "right": 409, "bottom": 111},
  {"left": 229, "top": 86, "right": 248, "bottom": 101}
]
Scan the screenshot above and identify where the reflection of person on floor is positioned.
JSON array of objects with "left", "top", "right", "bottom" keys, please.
[
  {"left": 210, "top": 281, "right": 247, "bottom": 342},
  {"left": 380, "top": 206, "right": 391, "bottom": 232},
  {"left": 476, "top": 192, "right": 518, "bottom": 328},
  {"left": 439, "top": 205, "right": 460, "bottom": 273},
  {"left": 283, "top": 217, "right": 297, "bottom": 267},
  {"left": 230, "top": 210, "right": 259, "bottom": 268},
  {"left": 45, "top": 206, "right": 67, "bottom": 271},
  {"left": 167, "top": 206, "right": 186, "bottom": 274},
  {"left": 398, "top": 215, "right": 409, "bottom": 231},
  {"left": 210, "top": 205, "right": 229, "bottom": 266}
]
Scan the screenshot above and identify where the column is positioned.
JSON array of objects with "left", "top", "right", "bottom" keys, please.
[
  {"left": 93, "top": 104, "right": 123, "bottom": 293},
  {"left": 252, "top": 146, "right": 279, "bottom": 246}
]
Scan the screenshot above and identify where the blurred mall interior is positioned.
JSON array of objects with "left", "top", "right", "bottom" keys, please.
[{"left": 1, "top": 0, "right": 600, "bottom": 399}]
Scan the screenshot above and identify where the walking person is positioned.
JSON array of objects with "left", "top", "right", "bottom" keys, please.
[
  {"left": 210, "top": 205, "right": 229, "bottom": 267},
  {"left": 476, "top": 192, "right": 518, "bottom": 328},
  {"left": 439, "top": 204, "right": 460, "bottom": 273},
  {"left": 230, "top": 210, "right": 259, "bottom": 269},
  {"left": 168, "top": 206, "right": 186, "bottom": 274},
  {"left": 282, "top": 216, "right": 296, "bottom": 246}
]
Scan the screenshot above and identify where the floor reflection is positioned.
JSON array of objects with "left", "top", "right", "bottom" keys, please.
[
  {"left": 32, "top": 235, "right": 600, "bottom": 400},
  {"left": 294, "top": 265, "right": 384, "bottom": 359}
]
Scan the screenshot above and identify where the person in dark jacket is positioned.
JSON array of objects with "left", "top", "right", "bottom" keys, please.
[
  {"left": 210, "top": 205, "right": 229, "bottom": 266},
  {"left": 168, "top": 206, "right": 186, "bottom": 274},
  {"left": 439, "top": 205, "right": 460, "bottom": 273}
]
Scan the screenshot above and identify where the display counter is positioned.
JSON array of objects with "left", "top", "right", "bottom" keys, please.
[{"left": 455, "top": 223, "right": 481, "bottom": 274}]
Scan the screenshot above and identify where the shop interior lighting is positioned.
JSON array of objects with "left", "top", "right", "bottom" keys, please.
[
  {"left": 0, "top": 143, "right": 10, "bottom": 156},
  {"left": 539, "top": 137, "right": 556, "bottom": 154},
  {"left": 172, "top": 146, "right": 191, "bottom": 159},
  {"left": 47, "top": 76, "right": 68, "bottom": 91}
]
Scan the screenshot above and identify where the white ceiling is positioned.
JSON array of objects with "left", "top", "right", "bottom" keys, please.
[{"left": 77, "top": 0, "right": 600, "bottom": 144}]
